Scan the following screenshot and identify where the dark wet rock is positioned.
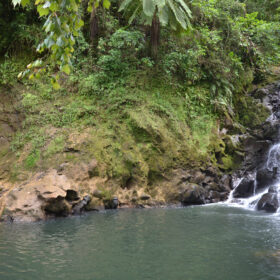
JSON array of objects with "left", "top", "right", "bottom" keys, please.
[
  {"left": 192, "top": 171, "right": 206, "bottom": 185},
  {"left": 243, "top": 138, "right": 271, "bottom": 170},
  {"left": 203, "top": 167, "right": 218, "bottom": 178},
  {"left": 44, "top": 196, "right": 71, "bottom": 216},
  {"left": 220, "top": 175, "right": 232, "bottom": 191},
  {"left": 66, "top": 190, "right": 79, "bottom": 201},
  {"left": 256, "top": 169, "right": 277, "bottom": 191},
  {"left": 232, "top": 177, "right": 255, "bottom": 198},
  {"left": 72, "top": 195, "right": 91, "bottom": 214},
  {"left": 220, "top": 192, "right": 229, "bottom": 200},
  {"left": 103, "top": 196, "right": 119, "bottom": 209},
  {"left": 209, "top": 191, "right": 221, "bottom": 200},
  {"left": 180, "top": 184, "right": 206, "bottom": 205},
  {"left": 257, "top": 193, "right": 279, "bottom": 213},
  {"left": 135, "top": 204, "right": 145, "bottom": 209},
  {"left": 140, "top": 194, "right": 150, "bottom": 201},
  {"left": 268, "top": 186, "right": 278, "bottom": 193},
  {"left": 201, "top": 176, "right": 213, "bottom": 186}
]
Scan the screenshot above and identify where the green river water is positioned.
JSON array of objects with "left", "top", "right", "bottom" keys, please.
[{"left": 0, "top": 205, "right": 280, "bottom": 280}]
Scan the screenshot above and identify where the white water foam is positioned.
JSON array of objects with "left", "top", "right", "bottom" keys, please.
[{"left": 225, "top": 143, "right": 280, "bottom": 212}]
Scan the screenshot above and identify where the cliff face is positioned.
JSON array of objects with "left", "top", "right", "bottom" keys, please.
[
  {"left": 0, "top": 88, "right": 23, "bottom": 179},
  {"left": 0, "top": 80, "right": 273, "bottom": 222}
]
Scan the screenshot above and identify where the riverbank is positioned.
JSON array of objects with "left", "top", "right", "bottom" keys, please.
[{"left": 1, "top": 76, "right": 278, "bottom": 222}]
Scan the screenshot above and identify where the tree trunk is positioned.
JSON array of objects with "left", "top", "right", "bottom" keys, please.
[
  {"left": 90, "top": 5, "right": 99, "bottom": 47},
  {"left": 150, "top": 13, "right": 160, "bottom": 60}
]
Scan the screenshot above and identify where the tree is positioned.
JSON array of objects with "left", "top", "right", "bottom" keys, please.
[
  {"left": 12, "top": 0, "right": 111, "bottom": 87},
  {"left": 118, "top": 0, "right": 192, "bottom": 59}
]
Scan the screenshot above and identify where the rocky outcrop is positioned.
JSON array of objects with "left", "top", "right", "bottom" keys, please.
[
  {"left": 0, "top": 166, "right": 113, "bottom": 222},
  {"left": 257, "top": 192, "right": 279, "bottom": 213},
  {"left": 2, "top": 170, "right": 78, "bottom": 222},
  {"left": 233, "top": 177, "right": 255, "bottom": 198},
  {"left": 256, "top": 169, "right": 277, "bottom": 191},
  {"left": 180, "top": 184, "right": 206, "bottom": 205},
  {"left": 163, "top": 168, "right": 231, "bottom": 206},
  {"left": 230, "top": 82, "right": 280, "bottom": 212}
]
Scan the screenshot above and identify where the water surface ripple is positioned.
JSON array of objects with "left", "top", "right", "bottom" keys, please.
[{"left": 0, "top": 206, "right": 280, "bottom": 280}]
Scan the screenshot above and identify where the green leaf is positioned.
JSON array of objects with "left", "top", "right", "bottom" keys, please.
[
  {"left": 49, "top": 2, "right": 59, "bottom": 11},
  {"left": 119, "top": 0, "right": 133, "bottom": 11},
  {"left": 62, "top": 64, "right": 71, "bottom": 75},
  {"left": 37, "top": 5, "right": 49, "bottom": 17},
  {"left": 56, "top": 37, "right": 64, "bottom": 47},
  {"left": 76, "top": 19, "right": 84, "bottom": 29},
  {"left": 158, "top": 5, "right": 169, "bottom": 26},
  {"left": 143, "top": 0, "right": 155, "bottom": 17},
  {"left": 21, "top": 0, "right": 30, "bottom": 7},
  {"left": 51, "top": 80, "right": 61, "bottom": 90},
  {"left": 103, "top": 0, "right": 111, "bottom": 9}
]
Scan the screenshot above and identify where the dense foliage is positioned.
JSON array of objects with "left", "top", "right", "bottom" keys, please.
[{"left": 0, "top": 0, "right": 279, "bottom": 181}]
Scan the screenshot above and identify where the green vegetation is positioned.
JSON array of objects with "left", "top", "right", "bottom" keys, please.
[{"left": 0, "top": 0, "right": 279, "bottom": 185}]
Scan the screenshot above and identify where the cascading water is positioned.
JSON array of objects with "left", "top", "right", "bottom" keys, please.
[
  {"left": 227, "top": 140, "right": 280, "bottom": 212},
  {"left": 226, "top": 82, "right": 280, "bottom": 213}
]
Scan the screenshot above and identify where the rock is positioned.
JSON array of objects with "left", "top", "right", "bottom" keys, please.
[
  {"left": 93, "top": 189, "right": 104, "bottom": 199},
  {"left": 208, "top": 182, "right": 221, "bottom": 192},
  {"left": 2, "top": 169, "right": 79, "bottom": 222},
  {"left": 66, "top": 190, "right": 79, "bottom": 201},
  {"left": 256, "top": 169, "right": 277, "bottom": 191},
  {"left": 135, "top": 204, "right": 145, "bottom": 209},
  {"left": 232, "top": 177, "right": 255, "bottom": 198},
  {"left": 88, "top": 159, "right": 99, "bottom": 178},
  {"left": 140, "top": 194, "right": 150, "bottom": 201},
  {"left": 202, "top": 176, "right": 213, "bottom": 186},
  {"left": 103, "top": 196, "right": 119, "bottom": 209},
  {"left": 44, "top": 196, "right": 71, "bottom": 216},
  {"left": 203, "top": 167, "right": 218, "bottom": 178},
  {"left": 72, "top": 195, "right": 91, "bottom": 214},
  {"left": 192, "top": 171, "right": 206, "bottom": 184},
  {"left": 220, "top": 192, "right": 229, "bottom": 200},
  {"left": 209, "top": 191, "right": 221, "bottom": 200},
  {"left": 257, "top": 193, "right": 279, "bottom": 213},
  {"left": 131, "top": 197, "right": 138, "bottom": 203},
  {"left": 268, "top": 186, "right": 278, "bottom": 193},
  {"left": 85, "top": 197, "right": 103, "bottom": 211},
  {"left": 180, "top": 184, "right": 206, "bottom": 206},
  {"left": 220, "top": 175, "right": 232, "bottom": 191}
]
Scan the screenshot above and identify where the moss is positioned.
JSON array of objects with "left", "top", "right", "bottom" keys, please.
[
  {"left": 44, "top": 135, "right": 66, "bottom": 157},
  {"left": 5, "top": 71, "right": 241, "bottom": 186},
  {"left": 235, "top": 95, "right": 270, "bottom": 129},
  {"left": 24, "top": 149, "right": 40, "bottom": 169}
]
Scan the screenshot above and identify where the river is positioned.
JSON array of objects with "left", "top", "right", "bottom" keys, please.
[{"left": 0, "top": 205, "right": 280, "bottom": 280}]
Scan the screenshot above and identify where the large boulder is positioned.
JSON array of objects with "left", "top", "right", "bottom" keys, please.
[
  {"left": 44, "top": 196, "right": 71, "bottom": 216},
  {"left": 72, "top": 195, "right": 91, "bottom": 214},
  {"left": 2, "top": 170, "right": 80, "bottom": 222},
  {"left": 256, "top": 169, "right": 277, "bottom": 191},
  {"left": 232, "top": 177, "right": 255, "bottom": 198},
  {"left": 103, "top": 197, "right": 119, "bottom": 209},
  {"left": 256, "top": 193, "right": 279, "bottom": 213},
  {"left": 180, "top": 184, "right": 206, "bottom": 206}
]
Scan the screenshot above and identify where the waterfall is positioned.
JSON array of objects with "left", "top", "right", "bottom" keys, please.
[
  {"left": 226, "top": 139, "right": 280, "bottom": 212},
  {"left": 225, "top": 82, "right": 280, "bottom": 213}
]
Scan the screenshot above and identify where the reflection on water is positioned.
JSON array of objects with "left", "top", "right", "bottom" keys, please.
[{"left": 0, "top": 206, "right": 280, "bottom": 280}]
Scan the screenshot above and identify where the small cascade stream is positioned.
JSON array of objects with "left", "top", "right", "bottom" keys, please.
[
  {"left": 226, "top": 82, "right": 280, "bottom": 213},
  {"left": 227, "top": 137, "right": 280, "bottom": 213}
]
